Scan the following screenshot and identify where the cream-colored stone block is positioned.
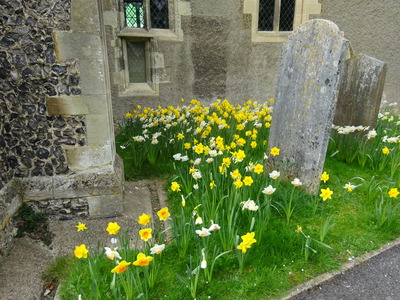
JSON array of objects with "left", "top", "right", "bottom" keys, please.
[
  {"left": 112, "top": 71, "right": 125, "bottom": 85},
  {"left": 86, "top": 114, "right": 112, "bottom": 146},
  {"left": 154, "top": 52, "right": 165, "bottom": 69},
  {"left": 79, "top": 59, "right": 106, "bottom": 95},
  {"left": 87, "top": 194, "right": 123, "bottom": 218},
  {"left": 46, "top": 96, "right": 89, "bottom": 116},
  {"left": 65, "top": 144, "right": 113, "bottom": 170},
  {"left": 71, "top": 0, "right": 100, "bottom": 31},
  {"left": 243, "top": 0, "right": 258, "bottom": 14},
  {"left": 103, "top": 10, "right": 118, "bottom": 27},
  {"left": 54, "top": 32, "right": 103, "bottom": 61},
  {"left": 177, "top": 1, "right": 191, "bottom": 15}
]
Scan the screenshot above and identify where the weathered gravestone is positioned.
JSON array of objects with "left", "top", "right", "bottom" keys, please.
[
  {"left": 267, "top": 19, "right": 349, "bottom": 194},
  {"left": 333, "top": 52, "right": 387, "bottom": 129}
]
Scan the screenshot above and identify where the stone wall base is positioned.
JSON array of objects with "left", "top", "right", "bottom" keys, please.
[{"left": 0, "top": 155, "right": 124, "bottom": 259}]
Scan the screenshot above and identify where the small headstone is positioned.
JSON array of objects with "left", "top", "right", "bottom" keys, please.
[
  {"left": 267, "top": 19, "right": 349, "bottom": 194},
  {"left": 333, "top": 53, "right": 387, "bottom": 129}
]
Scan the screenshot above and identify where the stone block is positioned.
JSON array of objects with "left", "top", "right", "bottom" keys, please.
[
  {"left": 79, "top": 59, "right": 106, "bottom": 95},
  {"left": 71, "top": 0, "right": 100, "bottom": 32},
  {"left": 65, "top": 145, "right": 113, "bottom": 170},
  {"left": 46, "top": 96, "right": 89, "bottom": 116},
  {"left": 24, "top": 177, "right": 53, "bottom": 201},
  {"left": 87, "top": 194, "right": 123, "bottom": 218},
  {"left": 178, "top": 1, "right": 192, "bottom": 16},
  {"left": 54, "top": 32, "right": 103, "bottom": 61},
  {"left": 267, "top": 19, "right": 349, "bottom": 194},
  {"left": 85, "top": 114, "right": 113, "bottom": 146}
]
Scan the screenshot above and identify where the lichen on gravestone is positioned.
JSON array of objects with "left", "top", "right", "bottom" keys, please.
[{"left": 267, "top": 19, "right": 349, "bottom": 194}]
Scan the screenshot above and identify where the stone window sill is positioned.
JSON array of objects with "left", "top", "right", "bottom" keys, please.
[
  {"left": 118, "top": 28, "right": 182, "bottom": 41},
  {"left": 253, "top": 31, "right": 292, "bottom": 43},
  {"left": 119, "top": 82, "right": 158, "bottom": 97}
]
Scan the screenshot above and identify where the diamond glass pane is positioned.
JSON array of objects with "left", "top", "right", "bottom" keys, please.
[
  {"left": 127, "top": 42, "right": 146, "bottom": 83},
  {"left": 124, "top": 0, "right": 145, "bottom": 28},
  {"left": 150, "top": 0, "right": 169, "bottom": 29},
  {"left": 258, "top": 0, "right": 275, "bottom": 31},
  {"left": 279, "top": 0, "right": 295, "bottom": 31}
]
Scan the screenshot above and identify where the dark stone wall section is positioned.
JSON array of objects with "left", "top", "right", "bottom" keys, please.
[{"left": 0, "top": 0, "right": 85, "bottom": 189}]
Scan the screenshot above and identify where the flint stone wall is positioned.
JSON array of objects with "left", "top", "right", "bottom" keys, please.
[
  {"left": 0, "top": 0, "right": 85, "bottom": 190},
  {"left": 267, "top": 19, "right": 349, "bottom": 194}
]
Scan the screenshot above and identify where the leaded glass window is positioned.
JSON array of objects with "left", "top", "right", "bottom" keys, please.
[
  {"left": 125, "top": 0, "right": 145, "bottom": 28},
  {"left": 124, "top": 0, "right": 169, "bottom": 29},
  {"left": 127, "top": 42, "right": 147, "bottom": 83},
  {"left": 258, "top": 0, "right": 295, "bottom": 32}
]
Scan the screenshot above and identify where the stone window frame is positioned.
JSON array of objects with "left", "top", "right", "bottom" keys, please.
[
  {"left": 120, "top": 37, "right": 157, "bottom": 95},
  {"left": 243, "top": 0, "right": 321, "bottom": 43},
  {"left": 117, "top": 0, "right": 186, "bottom": 96}
]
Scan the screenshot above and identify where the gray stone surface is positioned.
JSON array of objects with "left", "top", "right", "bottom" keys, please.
[
  {"left": 334, "top": 53, "right": 387, "bottom": 129},
  {"left": 267, "top": 19, "right": 349, "bottom": 194}
]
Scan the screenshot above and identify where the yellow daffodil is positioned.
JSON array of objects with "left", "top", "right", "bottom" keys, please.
[
  {"left": 237, "top": 232, "right": 256, "bottom": 253},
  {"left": 125, "top": 112, "right": 133, "bottom": 118},
  {"left": 270, "top": 147, "right": 280, "bottom": 156},
  {"left": 184, "top": 142, "right": 191, "bottom": 149},
  {"left": 250, "top": 141, "right": 257, "bottom": 148},
  {"left": 74, "top": 244, "right": 88, "bottom": 259},
  {"left": 157, "top": 207, "right": 170, "bottom": 221},
  {"left": 139, "top": 228, "right": 152, "bottom": 242},
  {"left": 241, "top": 232, "right": 256, "bottom": 245},
  {"left": 253, "top": 163, "right": 264, "bottom": 174},
  {"left": 76, "top": 222, "right": 87, "bottom": 232},
  {"left": 320, "top": 171, "right": 329, "bottom": 183},
  {"left": 230, "top": 169, "right": 241, "bottom": 180},
  {"left": 111, "top": 260, "right": 131, "bottom": 273},
  {"left": 210, "top": 181, "right": 216, "bottom": 189},
  {"left": 243, "top": 176, "right": 254, "bottom": 186},
  {"left": 382, "top": 147, "right": 390, "bottom": 155},
  {"left": 320, "top": 188, "right": 333, "bottom": 201},
  {"left": 133, "top": 253, "right": 153, "bottom": 267},
  {"left": 171, "top": 181, "right": 181, "bottom": 192},
  {"left": 237, "top": 241, "right": 251, "bottom": 253},
  {"left": 106, "top": 222, "right": 121, "bottom": 235},
  {"left": 234, "top": 179, "right": 243, "bottom": 189},
  {"left": 138, "top": 213, "right": 151, "bottom": 226},
  {"left": 388, "top": 188, "right": 399, "bottom": 198},
  {"left": 295, "top": 225, "right": 302, "bottom": 233},
  {"left": 177, "top": 133, "right": 185, "bottom": 140}
]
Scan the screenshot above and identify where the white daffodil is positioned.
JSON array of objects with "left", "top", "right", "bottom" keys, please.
[
  {"left": 104, "top": 247, "right": 121, "bottom": 260},
  {"left": 173, "top": 153, "right": 182, "bottom": 160},
  {"left": 343, "top": 183, "right": 356, "bottom": 192},
  {"left": 262, "top": 185, "right": 276, "bottom": 195},
  {"left": 150, "top": 244, "right": 166, "bottom": 255},
  {"left": 367, "top": 130, "right": 377, "bottom": 139},
  {"left": 208, "top": 220, "right": 221, "bottom": 231},
  {"left": 195, "top": 227, "right": 211, "bottom": 237},
  {"left": 192, "top": 171, "right": 202, "bottom": 180},
  {"left": 241, "top": 199, "right": 259, "bottom": 211},
  {"left": 291, "top": 178, "right": 302, "bottom": 187},
  {"left": 195, "top": 216, "right": 203, "bottom": 225},
  {"left": 268, "top": 171, "right": 280, "bottom": 180}
]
